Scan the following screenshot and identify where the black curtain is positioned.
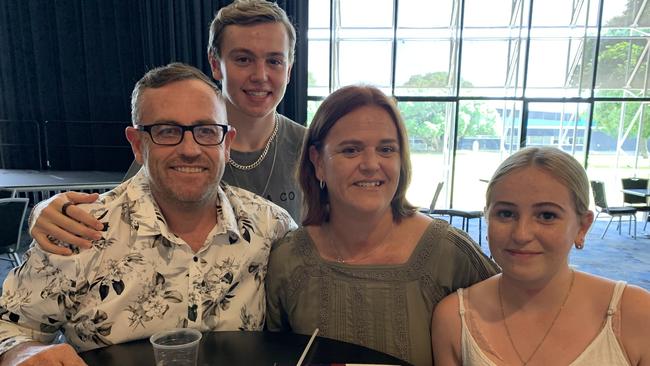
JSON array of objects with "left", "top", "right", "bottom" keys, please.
[
  {"left": 275, "top": 0, "right": 308, "bottom": 126},
  {"left": 0, "top": 0, "right": 307, "bottom": 171}
]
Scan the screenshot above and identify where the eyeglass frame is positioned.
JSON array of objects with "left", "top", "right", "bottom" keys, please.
[{"left": 135, "top": 123, "right": 231, "bottom": 146}]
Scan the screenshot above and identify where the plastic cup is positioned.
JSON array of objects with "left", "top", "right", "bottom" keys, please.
[{"left": 149, "top": 328, "right": 202, "bottom": 366}]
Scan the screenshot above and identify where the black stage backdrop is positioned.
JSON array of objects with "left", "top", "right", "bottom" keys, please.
[{"left": 0, "top": 0, "right": 308, "bottom": 171}]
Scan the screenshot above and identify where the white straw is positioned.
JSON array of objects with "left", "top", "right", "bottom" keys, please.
[{"left": 296, "top": 328, "right": 319, "bottom": 366}]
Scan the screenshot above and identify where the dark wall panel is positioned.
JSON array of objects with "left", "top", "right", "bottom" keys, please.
[{"left": 0, "top": 0, "right": 308, "bottom": 171}]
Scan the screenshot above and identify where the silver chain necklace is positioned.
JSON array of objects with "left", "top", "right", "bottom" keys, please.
[{"left": 228, "top": 113, "right": 279, "bottom": 171}]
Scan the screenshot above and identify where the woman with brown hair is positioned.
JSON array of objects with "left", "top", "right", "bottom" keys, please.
[{"left": 266, "top": 85, "right": 498, "bottom": 366}]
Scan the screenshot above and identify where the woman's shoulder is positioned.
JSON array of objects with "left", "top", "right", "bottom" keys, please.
[
  {"left": 434, "top": 276, "right": 498, "bottom": 316},
  {"left": 267, "top": 227, "right": 312, "bottom": 281},
  {"left": 619, "top": 287, "right": 650, "bottom": 365},
  {"left": 576, "top": 272, "right": 640, "bottom": 305},
  {"left": 413, "top": 216, "right": 452, "bottom": 244},
  {"left": 579, "top": 273, "right": 650, "bottom": 364},
  {"left": 559, "top": 272, "right": 648, "bottom": 323},
  {"left": 432, "top": 279, "right": 499, "bottom": 340},
  {"left": 618, "top": 280, "right": 650, "bottom": 332},
  {"left": 417, "top": 218, "right": 498, "bottom": 275},
  {"left": 461, "top": 275, "right": 500, "bottom": 312},
  {"left": 432, "top": 288, "right": 460, "bottom": 321},
  {"left": 395, "top": 213, "right": 434, "bottom": 243},
  {"left": 418, "top": 216, "right": 479, "bottom": 249},
  {"left": 620, "top": 283, "right": 650, "bottom": 319},
  {"left": 271, "top": 226, "right": 309, "bottom": 254},
  {"left": 431, "top": 285, "right": 467, "bottom": 366}
]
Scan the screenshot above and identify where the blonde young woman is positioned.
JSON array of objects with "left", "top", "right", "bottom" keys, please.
[
  {"left": 431, "top": 147, "right": 650, "bottom": 365},
  {"left": 266, "top": 85, "right": 498, "bottom": 366}
]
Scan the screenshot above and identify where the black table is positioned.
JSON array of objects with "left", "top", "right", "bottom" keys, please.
[
  {"left": 0, "top": 169, "right": 123, "bottom": 194},
  {"left": 0, "top": 169, "right": 124, "bottom": 202},
  {"left": 80, "top": 331, "right": 411, "bottom": 366}
]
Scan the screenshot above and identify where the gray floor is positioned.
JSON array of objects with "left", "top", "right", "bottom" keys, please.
[{"left": 1, "top": 214, "right": 649, "bottom": 291}]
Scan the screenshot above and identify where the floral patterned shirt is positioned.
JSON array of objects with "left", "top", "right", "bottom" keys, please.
[{"left": 0, "top": 170, "right": 297, "bottom": 354}]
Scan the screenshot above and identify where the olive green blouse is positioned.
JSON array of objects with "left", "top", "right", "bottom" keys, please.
[{"left": 266, "top": 219, "right": 499, "bottom": 366}]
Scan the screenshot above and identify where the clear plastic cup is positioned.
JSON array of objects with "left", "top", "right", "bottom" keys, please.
[{"left": 149, "top": 328, "right": 202, "bottom": 366}]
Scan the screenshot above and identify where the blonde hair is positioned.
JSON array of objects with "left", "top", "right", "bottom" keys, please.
[
  {"left": 485, "top": 146, "right": 590, "bottom": 216},
  {"left": 207, "top": 0, "right": 296, "bottom": 63}
]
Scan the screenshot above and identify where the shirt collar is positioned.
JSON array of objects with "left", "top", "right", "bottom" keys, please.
[{"left": 122, "top": 169, "right": 243, "bottom": 243}]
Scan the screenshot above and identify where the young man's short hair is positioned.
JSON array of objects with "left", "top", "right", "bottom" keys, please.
[{"left": 207, "top": 0, "right": 297, "bottom": 64}]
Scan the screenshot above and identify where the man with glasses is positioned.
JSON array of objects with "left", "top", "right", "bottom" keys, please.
[
  {"left": 30, "top": 0, "right": 304, "bottom": 255},
  {"left": 136, "top": 124, "right": 232, "bottom": 147},
  {"left": 0, "top": 63, "right": 296, "bottom": 364}
]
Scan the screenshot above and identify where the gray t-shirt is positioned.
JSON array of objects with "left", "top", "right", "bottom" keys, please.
[
  {"left": 123, "top": 114, "right": 306, "bottom": 222},
  {"left": 223, "top": 115, "right": 305, "bottom": 221}
]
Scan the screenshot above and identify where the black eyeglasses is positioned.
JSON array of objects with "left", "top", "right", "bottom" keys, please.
[{"left": 136, "top": 123, "right": 230, "bottom": 146}]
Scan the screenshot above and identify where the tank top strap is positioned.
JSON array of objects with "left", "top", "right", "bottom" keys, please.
[
  {"left": 606, "top": 281, "right": 627, "bottom": 316},
  {"left": 457, "top": 288, "right": 466, "bottom": 316}
]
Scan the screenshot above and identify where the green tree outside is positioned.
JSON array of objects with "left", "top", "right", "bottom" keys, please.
[
  {"left": 399, "top": 72, "right": 498, "bottom": 152},
  {"left": 571, "top": 0, "right": 650, "bottom": 155}
]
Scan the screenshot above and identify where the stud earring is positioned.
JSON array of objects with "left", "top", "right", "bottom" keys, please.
[{"left": 575, "top": 242, "right": 584, "bottom": 250}]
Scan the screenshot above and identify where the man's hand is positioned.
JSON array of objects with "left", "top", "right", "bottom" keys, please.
[
  {"left": 31, "top": 192, "right": 104, "bottom": 255},
  {"left": 1, "top": 342, "right": 87, "bottom": 366}
]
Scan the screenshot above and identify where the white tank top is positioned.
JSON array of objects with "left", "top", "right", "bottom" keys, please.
[{"left": 458, "top": 281, "right": 630, "bottom": 366}]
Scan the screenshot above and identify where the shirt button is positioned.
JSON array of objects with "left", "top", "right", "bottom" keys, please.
[{"left": 193, "top": 256, "right": 198, "bottom": 262}]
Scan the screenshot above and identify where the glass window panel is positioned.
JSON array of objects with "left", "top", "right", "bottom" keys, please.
[
  {"left": 454, "top": 100, "right": 522, "bottom": 208},
  {"left": 306, "top": 0, "right": 650, "bottom": 222},
  {"left": 397, "top": 0, "right": 454, "bottom": 28},
  {"left": 337, "top": 41, "right": 392, "bottom": 87},
  {"left": 525, "top": 103, "right": 590, "bottom": 164},
  {"left": 460, "top": 40, "right": 521, "bottom": 97},
  {"left": 526, "top": 38, "right": 592, "bottom": 98},
  {"left": 532, "top": 0, "right": 570, "bottom": 25},
  {"left": 306, "top": 100, "right": 323, "bottom": 126},
  {"left": 529, "top": 27, "right": 597, "bottom": 38},
  {"left": 463, "top": 27, "right": 526, "bottom": 38},
  {"left": 339, "top": 0, "right": 393, "bottom": 28},
  {"left": 399, "top": 101, "right": 454, "bottom": 209},
  {"left": 309, "top": 0, "right": 330, "bottom": 29},
  {"left": 308, "top": 29, "right": 330, "bottom": 39},
  {"left": 463, "top": 0, "right": 527, "bottom": 28},
  {"left": 496, "top": 101, "right": 524, "bottom": 153},
  {"left": 308, "top": 40, "right": 330, "bottom": 96},
  {"left": 397, "top": 28, "right": 456, "bottom": 39},
  {"left": 395, "top": 40, "right": 456, "bottom": 96},
  {"left": 595, "top": 38, "right": 650, "bottom": 97},
  {"left": 589, "top": 101, "right": 650, "bottom": 180},
  {"left": 338, "top": 28, "right": 393, "bottom": 39},
  {"left": 532, "top": 0, "right": 598, "bottom": 27},
  {"left": 602, "top": 0, "right": 650, "bottom": 28},
  {"left": 308, "top": 86, "right": 331, "bottom": 98}
]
